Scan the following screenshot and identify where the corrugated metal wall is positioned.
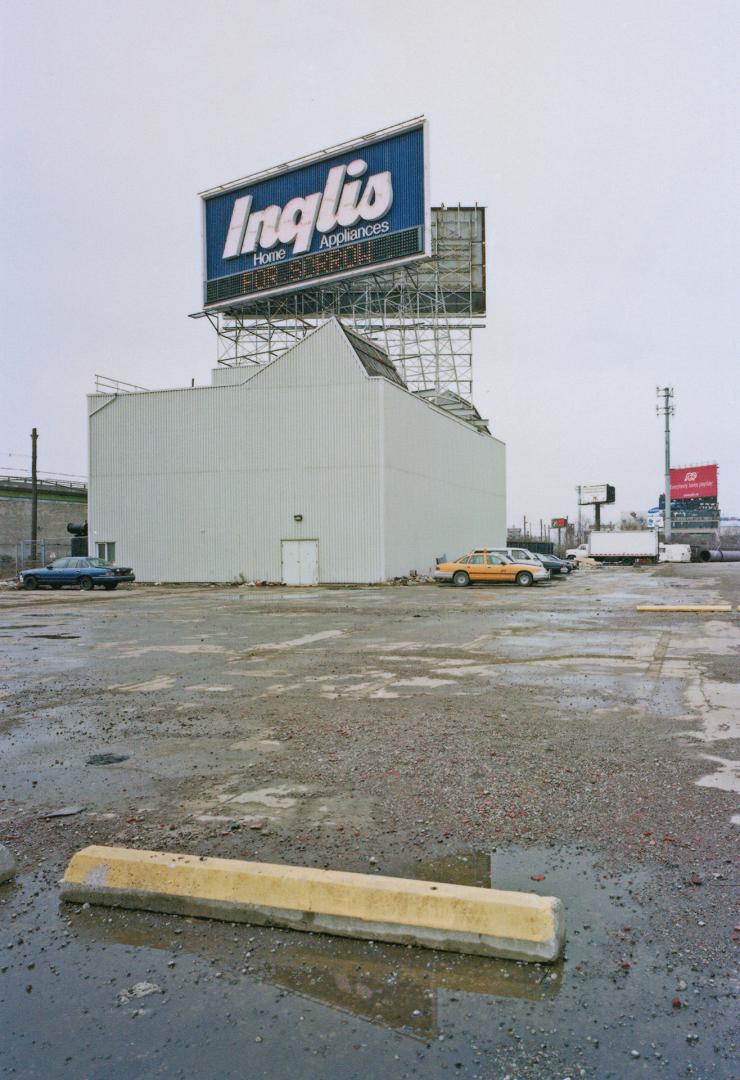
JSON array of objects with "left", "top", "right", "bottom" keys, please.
[
  {"left": 89, "top": 322, "right": 384, "bottom": 582},
  {"left": 381, "top": 385, "right": 506, "bottom": 577},
  {"left": 210, "top": 366, "right": 262, "bottom": 387}
]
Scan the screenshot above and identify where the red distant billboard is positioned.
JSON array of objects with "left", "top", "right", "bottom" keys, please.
[{"left": 670, "top": 464, "right": 718, "bottom": 500}]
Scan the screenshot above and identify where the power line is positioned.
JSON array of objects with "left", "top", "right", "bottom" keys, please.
[
  {"left": 39, "top": 470, "right": 87, "bottom": 479},
  {"left": 0, "top": 468, "right": 87, "bottom": 481}
]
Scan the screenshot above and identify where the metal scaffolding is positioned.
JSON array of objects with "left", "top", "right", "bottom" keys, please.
[{"left": 199, "top": 206, "right": 486, "bottom": 401}]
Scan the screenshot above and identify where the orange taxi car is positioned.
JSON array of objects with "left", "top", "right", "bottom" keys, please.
[{"left": 434, "top": 549, "right": 549, "bottom": 587}]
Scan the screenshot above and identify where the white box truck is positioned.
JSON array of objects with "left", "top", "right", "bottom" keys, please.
[{"left": 566, "top": 530, "right": 659, "bottom": 563}]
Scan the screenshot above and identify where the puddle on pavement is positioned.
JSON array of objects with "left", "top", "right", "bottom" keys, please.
[
  {"left": 1, "top": 846, "right": 734, "bottom": 1077},
  {"left": 393, "top": 845, "right": 651, "bottom": 944},
  {"left": 57, "top": 847, "right": 588, "bottom": 1041},
  {"left": 68, "top": 898, "right": 562, "bottom": 1041},
  {"left": 63, "top": 847, "right": 646, "bottom": 1030}
]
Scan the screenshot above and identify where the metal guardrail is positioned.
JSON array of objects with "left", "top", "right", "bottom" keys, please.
[
  {"left": 94, "top": 374, "right": 149, "bottom": 393},
  {"left": 0, "top": 472, "right": 87, "bottom": 494}
]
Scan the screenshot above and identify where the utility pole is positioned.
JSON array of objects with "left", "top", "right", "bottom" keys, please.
[
  {"left": 656, "top": 387, "right": 674, "bottom": 541},
  {"left": 31, "top": 428, "right": 38, "bottom": 563}
]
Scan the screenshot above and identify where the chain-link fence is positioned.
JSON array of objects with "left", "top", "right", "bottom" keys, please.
[{"left": 15, "top": 538, "right": 73, "bottom": 574}]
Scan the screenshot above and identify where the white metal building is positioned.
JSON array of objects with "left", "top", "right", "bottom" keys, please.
[{"left": 88, "top": 320, "right": 505, "bottom": 583}]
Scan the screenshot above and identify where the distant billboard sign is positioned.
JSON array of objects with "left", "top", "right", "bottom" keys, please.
[
  {"left": 551, "top": 517, "right": 568, "bottom": 528},
  {"left": 578, "top": 484, "right": 615, "bottom": 505},
  {"left": 670, "top": 464, "right": 718, "bottom": 501},
  {"left": 201, "top": 119, "right": 429, "bottom": 310}
]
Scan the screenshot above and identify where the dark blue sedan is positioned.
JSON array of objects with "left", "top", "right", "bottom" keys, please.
[{"left": 19, "top": 557, "right": 135, "bottom": 591}]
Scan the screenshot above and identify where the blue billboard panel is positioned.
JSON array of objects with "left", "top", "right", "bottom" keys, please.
[{"left": 201, "top": 120, "right": 429, "bottom": 309}]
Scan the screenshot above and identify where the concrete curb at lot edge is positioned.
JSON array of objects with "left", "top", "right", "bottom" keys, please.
[
  {"left": 60, "top": 846, "right": 565, "bottom": 963},
  {"left": 635, "top": 604, "right": 732, "bottom": 613}
]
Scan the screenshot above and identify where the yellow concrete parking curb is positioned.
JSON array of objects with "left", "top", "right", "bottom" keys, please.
[
  {"left": 60, "top": 846, "right": 565, "bottom": 963},
  {"left": 635, "top": 604, "right": 732, "bottom": 613}
]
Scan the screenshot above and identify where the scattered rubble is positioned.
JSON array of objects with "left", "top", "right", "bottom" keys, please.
[
  {"left": 117, "top": 981, "right": 163, "bottom": 1004},
  {"left": 0, "top": 844, "right": 17, "bottom": 883}
]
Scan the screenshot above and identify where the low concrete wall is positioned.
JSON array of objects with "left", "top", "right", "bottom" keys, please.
[{"left": 0, "top": 482, "right": 86, "bottom": 571}]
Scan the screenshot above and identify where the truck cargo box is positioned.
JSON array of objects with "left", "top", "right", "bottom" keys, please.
[
  {"left": 589, "top": 530, "right": 658, "bottom": 559},
  {"left": 659, "top": 543, "right": 692, "bottom": 563}
]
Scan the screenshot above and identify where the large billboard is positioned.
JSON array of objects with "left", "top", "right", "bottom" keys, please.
[
  {"left": 578, "top": 484, "right": 616, "bottom": 505},
  {"left": 201, "top": 119, "right": 429, "bottom": 311},
  {"left": 670, "top": 464, "right": 718, "bottom": 501}
]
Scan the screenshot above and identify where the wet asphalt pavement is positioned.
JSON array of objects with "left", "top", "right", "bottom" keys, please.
[{"left": 0, "top": 564, "right": 738, "bottom": 1078}]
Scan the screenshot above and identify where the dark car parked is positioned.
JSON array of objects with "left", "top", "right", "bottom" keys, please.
[
  {"left": 536, "top": 553, "right": 572, "bottom": 575},
  {"left": 19, "top": 557, "right": 135, "bottom": 591}
]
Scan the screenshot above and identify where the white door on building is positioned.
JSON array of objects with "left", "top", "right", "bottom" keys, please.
[{"left": 281, "top": 540, "right": 319, "bottom": 585}]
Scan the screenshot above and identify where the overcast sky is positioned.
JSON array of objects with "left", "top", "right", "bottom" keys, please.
[{"left": 1, "top": 0, "right": 738, "bottom": 528}]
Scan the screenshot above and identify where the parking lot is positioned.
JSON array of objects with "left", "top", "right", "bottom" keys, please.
[{"left": 1, "top": 564, "right": 738, "bottom": 1078}]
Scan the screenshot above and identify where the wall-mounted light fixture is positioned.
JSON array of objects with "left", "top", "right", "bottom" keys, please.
[{"left": 294, "top": 514, "right": 303, "bottom": 522}]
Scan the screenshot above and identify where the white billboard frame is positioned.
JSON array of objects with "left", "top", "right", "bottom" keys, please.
[{"left": 579, "top": 484, "right": 609, "bottom": 505}]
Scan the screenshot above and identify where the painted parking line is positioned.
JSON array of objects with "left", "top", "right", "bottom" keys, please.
[{"left": 635, "top": 605, "right": 732, "bottom": 613}]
